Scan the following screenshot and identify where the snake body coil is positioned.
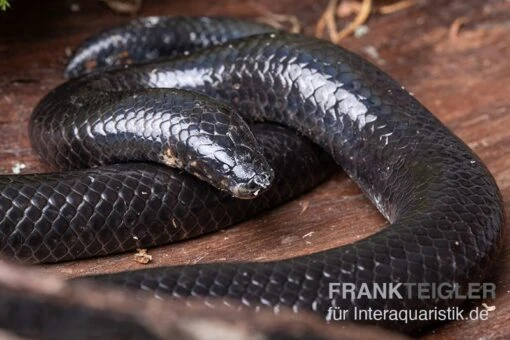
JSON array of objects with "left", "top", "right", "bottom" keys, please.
[{"left": 0, "top": 17, "right": 504, "bottom": 333}]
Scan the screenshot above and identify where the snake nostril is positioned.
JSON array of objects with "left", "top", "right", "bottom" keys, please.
[{"left": 253, "top": 173, "right": 271, "bottom": 189}]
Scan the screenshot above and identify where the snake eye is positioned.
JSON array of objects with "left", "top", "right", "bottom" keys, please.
[{"left": 241, "top": 153, "right": 252, "bottom": 163}]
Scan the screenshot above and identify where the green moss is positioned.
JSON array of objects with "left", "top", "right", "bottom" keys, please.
[{"left": 0, "top": 0, "right": 10, "bottom": 11}]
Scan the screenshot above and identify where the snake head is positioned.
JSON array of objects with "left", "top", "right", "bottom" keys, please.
[
  {"left": 175, "top": 131, "right": 274, "bottom": 200},
  {"left": 160, "top": 93, "right": 274, "bottom": 199},
  {"left": 221, "top": 144, "right": 274, "bottom": 199}
]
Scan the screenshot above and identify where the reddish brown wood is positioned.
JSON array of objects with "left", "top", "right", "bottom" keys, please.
[{"left": 0, "top": 0, "right": 509, "bottom": 338}]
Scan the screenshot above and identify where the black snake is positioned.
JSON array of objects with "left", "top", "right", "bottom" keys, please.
[{"left": 0, "top": 16, "right": 504, "bottom": 337}]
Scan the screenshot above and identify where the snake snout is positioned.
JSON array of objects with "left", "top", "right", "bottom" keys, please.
[
  {"left": 230, "top": 170, "right": 274, "bottom": 199},
  {"left": 228, "top": 159, "right": 275, "bottom": 199}
]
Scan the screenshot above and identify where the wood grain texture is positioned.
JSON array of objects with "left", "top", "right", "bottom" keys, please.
[{"left": 0, "top": 0, "right": 509, "bottom": 338}]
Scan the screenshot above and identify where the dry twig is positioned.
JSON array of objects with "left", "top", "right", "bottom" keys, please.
[
  {"left": 316, "top": 0, "right": 418, "bottom": 43},
  {"left": 316, "top": 0, "right": 372, "bottom": 43},
  {"left": 315, "top": 0, "right": 338, "bottom": 40},
  {"left": 378, "top": 0, "right": 416, "bottom": 15},
  {"left": 250, "top": 2, "right": 301, "bottom": 33},
  {"left": 336, "top": 0, "right": 373, "bottom": 42}
]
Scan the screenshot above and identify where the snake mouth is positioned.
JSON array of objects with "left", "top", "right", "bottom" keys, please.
[{"left": 230, "top": 171, "right": 273, "bottom": 199}]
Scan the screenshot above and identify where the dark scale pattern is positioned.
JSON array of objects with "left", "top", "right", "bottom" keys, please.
[
  {"left": 1, "top": 124, "right": 334, "bottom": 263},
  {"left": 31, "top": 86, "right": 276, "bottom": 198},
  {"left": 64, "top": 16, "right": 276, "bottom": 78},
  {"left": 76, "top": 31, "right": 505, "bottom": 330},
  {"left": 1, "top": 17, "right": 504, "bottom": 332}
]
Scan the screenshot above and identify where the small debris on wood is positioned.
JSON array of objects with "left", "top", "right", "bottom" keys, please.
[
  {"left": 303, "top": 232, "right": 315, "bottom": 238},
  {"left": 299, "top": 200, "right": 309, "bottom": 214},
  {"left": 11, "top": 162, "right": 26, "bottom": 174},
  {"left": 481, "top": 303, "right": 496, "bottom": 312},
  {"left": 191, "top": 255, "right": 204, "bottom": 264},
  {"left": 354, "top": 24, "right": 369, "bottom": 38},
  {"left": 302, "top": 231, "right": 315, "bottom": 244},
  {"left": 449, "top": 16, "right": 469, "bottom": 41},
  {"left": 281, "top": 235, "right": 300, "bottom": 245},
  {"left": 134, "top": 248, "right": 152, "bottom": 264},
  {"left": 362, "top": 45, "right": 386, "bottom": 65},
  {"left": 101, "top": 0, "right": 142, "bottom": 15}
]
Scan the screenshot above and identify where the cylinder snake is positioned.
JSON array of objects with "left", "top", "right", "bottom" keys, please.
[{"left": 0, "top": 16, "right": 504, "bottom": 336}]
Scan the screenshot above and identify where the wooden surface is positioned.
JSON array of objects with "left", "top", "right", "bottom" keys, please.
[{"left": 0, "top": 0, "right": 509, "bottom": 338}]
